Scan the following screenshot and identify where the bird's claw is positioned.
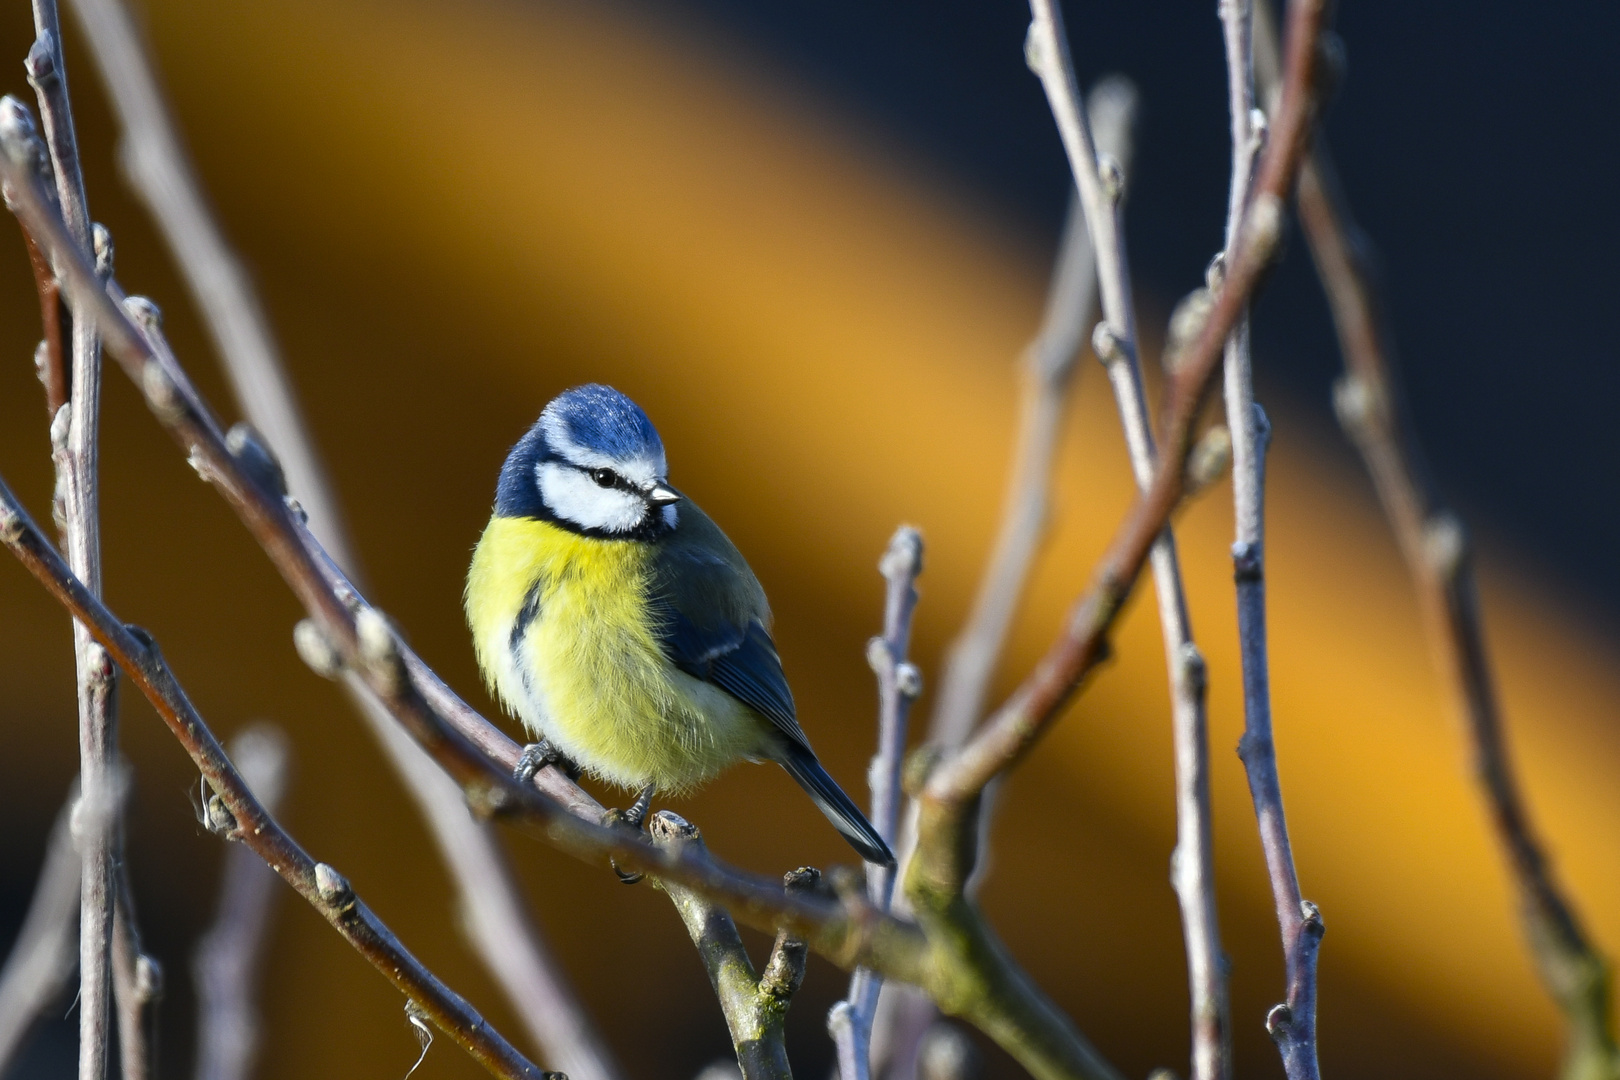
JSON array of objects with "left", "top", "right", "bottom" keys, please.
[
  {"left": 514, "top": 738, "right": 578, "bottom": 784},
  {"left": 605, "top": 784, "right": 655, "bottom": 884}
]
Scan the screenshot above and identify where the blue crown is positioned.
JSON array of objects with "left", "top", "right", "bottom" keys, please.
[
  {"left": 541, "top": 384, "right": 664, "bottom": 463},
  {"left": 495, "top": 384, "right": 664, "bottom": 518}
]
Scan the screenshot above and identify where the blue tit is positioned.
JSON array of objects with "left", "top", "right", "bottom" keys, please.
[{"left": 465, "top": 384, "right": 895, "bottom": 867}]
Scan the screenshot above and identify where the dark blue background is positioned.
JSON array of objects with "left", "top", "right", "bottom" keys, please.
[{"left": 651, "top": 0, "right": 1620, "bottom": 619}]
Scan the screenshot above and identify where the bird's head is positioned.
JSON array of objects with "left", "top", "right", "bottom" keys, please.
[{"left": 495, "top": 384, "right": 681, "bottom": 539}]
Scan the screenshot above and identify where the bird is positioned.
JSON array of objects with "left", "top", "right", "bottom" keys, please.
[{"left": 465, "top": 383, "right": 895, "bottom": 869}]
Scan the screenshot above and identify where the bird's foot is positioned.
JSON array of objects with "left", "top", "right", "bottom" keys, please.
[
  {"left": 605, "top": 784, "right": 656, "bottom": 885},
  {"left": 513, "top": 738, "right": 580, "bottom": 784}
]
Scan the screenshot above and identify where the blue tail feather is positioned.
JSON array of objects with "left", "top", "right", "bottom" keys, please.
[{"left": 779, "top": 746, "right": 895, "bottom": 867}]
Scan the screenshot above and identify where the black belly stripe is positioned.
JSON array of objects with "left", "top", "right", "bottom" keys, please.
[{"left": 509, "top": 581, "right": 543, "bottom": 656}]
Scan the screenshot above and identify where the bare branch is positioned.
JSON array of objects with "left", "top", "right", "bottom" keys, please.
[
  {"left": 0, "top": 82, "right": 1280, "bottom": 1080},
  {"left": 113, "top": 871, "right": 162, "bottom": 1080},
  {"left": 876, "top": 81, "right": 1136, "bottom": 1080},
  {"left": 1027, "top": 6, "right": 1231, "bottom": 1068},
  {"left": 925, "top": 0, "right": 1330, "bottom": 819},
  {"left": 193, "top": 724, "right": 289, "bottom": 1080},
  {"left": 1221, "top": 4, "right": 1322, "bottom": 1078},
  {"left": 0, "top": 480, "right": 561, "bottom": 1080},
  {"left": 1251, "top": 5, "right": 1618, "bottom": 1076},
  {"left": 49, "top": 5, "right": 622, "bottom": 1070},
  {"left": 348, "top": 680, "right": 624, "bottom": 1080},
  {"left": 650, "top": 812, "right": 805, "bottom": 1080},
  {"left": 62, "top": 0, "right": 349, "bottom": 567},
  {"left": 835, "top": 527, "right": 924, "bottom": 1079},
  {"left": 22, "top": 10, "right": 122, "bottom": 1078},
  {"left": 0, "top": 786, "right": 81, "bottom": 1075}
]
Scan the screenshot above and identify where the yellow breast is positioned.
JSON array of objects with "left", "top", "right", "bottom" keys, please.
[{"left": 465, "top": 515, "right": 762, "bottom": 792}]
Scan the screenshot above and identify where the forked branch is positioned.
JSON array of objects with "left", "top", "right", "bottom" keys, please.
[
  {"left": 651, "top": 813, "right": 818, "bottom": 1080},
  {"left": 0, "top": 478, "right": 560, "bottom": 1080}
]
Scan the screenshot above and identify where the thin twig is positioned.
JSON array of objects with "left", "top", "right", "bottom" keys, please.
[
  {"left": 1223, "top": 4, "right": 1322, "bottom": 1078},
  {"left": 835, "top": 528, "right": 924, "bottom": 1080},
  {"left": 63, "top": 0, "right": 348, "bottom": 566},
  {"left": 1251, "top": 6, "right": 1618, "bottom": 1076},
  {"left": 1026, "top": 4, "right": 1230, "bottom": 1074},
  {"left": 112, "top": 872, "right": 162, "bottom": 1080},
  {"left": 347, "top": 679, "right": 624, "bottom": 1080},
  {"left": 651, "top": 813, "right": 816, "bottom": 1080},
  {"left": 54, "top": 5, "right": 621, "bottom": 1071},
  {"left": 0, "top": 70, "right": 1330, "bottom": 1079},
  {"left": 0, "top": 786, "right": 81, "bottom": 1075},
  {"left": 924, "top": 0, "right": 1328, "bottom": 822},
  {"left": 23, "top": 10, "right": 121, "bottom": 1078},
  {"left": 0, "top": 119, "right": 1117, "bottom": 1079},
  {"left": 193, "top": 724, "right": 290, "bottom": 1080},
  {"left": 0, "top": 480, "right": 561, "bottom": 1080},
  {"left": 874, "top": 81, "right": 1136, "bottom": 1080}
]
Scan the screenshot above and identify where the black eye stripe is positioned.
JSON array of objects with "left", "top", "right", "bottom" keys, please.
[{"left": 583, "top": 466, "right": 645, "bottom": 496}]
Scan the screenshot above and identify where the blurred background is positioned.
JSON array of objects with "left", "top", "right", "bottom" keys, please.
[{"left": 1, "top": 0, "right": 1617, "bottom": 1078}]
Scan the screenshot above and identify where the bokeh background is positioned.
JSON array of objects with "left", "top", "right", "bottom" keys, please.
[{"left": 2, "top": 1, "right": 1618, "bottom": 1079}]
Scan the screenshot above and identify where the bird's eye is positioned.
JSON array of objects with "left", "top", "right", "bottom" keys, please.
[{"left": 589, "top": 468, "right": 616, "bottom": 488}]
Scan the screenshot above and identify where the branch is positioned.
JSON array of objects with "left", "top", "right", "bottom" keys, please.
[
  {"left": 0, "top": 36, "right": 1323, "bottom": 1071},
  {"left": 1252, "top": 6, "right": 1618, "bottom": 1077},
  {"left": 1221, "top": 4, "right": 1322, "bottom": 1078},
  {"left": 22, "top": 9, "right": 122, "bottom": 1078},
  {"left": 0, "top": 786, "right": 80, "bottom": 1075},
  {"left": 924, "top": 0, "right": 1329, "bottom": 828},
  {"left": 346, "top": 679, "right": 624, "bottom": 1080},
  {"left": 1027, "top": 4, "right": 1232, "bottom": 1070},
  {"left": 0, "top": 479, "right": 561, "bottom": 1080},
  {"left": 651, "top": 813, "right": 818, "bottom": 1080},
  {"left": 926, "top": 78, "right": 1135, "bottom": 752},
  {"left": 899, "top": 0, "right": 1332, "bottom": 1067},
  {"left": 835, "top": 528, "right": 924, "bottom": 1080},
  {"left": 193, "top": 725, "right": 289, "bottom": 1080},
  {"left": 876, "top": 80, "right": 1137, "bottom": 1080},
  {"left": 63, "top": 0, "right": 349, "bottom": 566},
  {"left": 52, "top": 4, "right": 621, "bottom": 1069},
  {"left": 113, "top": 870, "right": 163, "bottom": 1080}
]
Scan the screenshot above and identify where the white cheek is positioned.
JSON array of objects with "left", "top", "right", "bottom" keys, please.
[{"left": 537, "top": 463, "right": 645, "bottom": 533}]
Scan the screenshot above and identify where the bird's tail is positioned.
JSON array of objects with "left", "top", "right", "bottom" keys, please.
[{"left": 778, "top": 745, "right": 895, "bottom": 867}]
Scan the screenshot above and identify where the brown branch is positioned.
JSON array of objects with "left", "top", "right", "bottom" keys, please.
[
  {"left": 899, "top": 1, "right": 1331, "bottom": 1067},
  {"left": 23, "top": 10, "right": 123, "bottom": 1079},
  {"left": 925, "top": 78, "right": 1135, "bottom": 752},
  {"left": 0, "top": 786, "right": 81, "bottom": 1075},
  {"left": 63, "top": 0, "right": 350, "bottom": 566},
  {"left": 0, "top": 479, "right": 562, "bottom": 1080},
  {"left": 28, "top": 0, "right": 621, "bottom": 1056},
  {"left": 651, "top": 813, "right": 818, "bottom": 1080},
  {"left": 924, "top": 0, "right": 1329, "bottom": 823},
  {"left": 1222, "top": 4, "right": 1322, "bottom": 1078},
  {"left": 0, "top": 60, "right": 1314, "bottom": 1076},
  {"left": 193, "top": 725, "right": 289, "bottom": 1080},
  {"left": 1250, "top": 5, "right": 1618, "bottom": 1076},
  {"left": 344, "top": 679, "right": 624, "bottom": 1080},
  {"left": 1027, "top": 3, "right": 1231, "bottom": 1069},
  {"left": 875, "top": 81, "right": 1136, "bottom": 1080}
]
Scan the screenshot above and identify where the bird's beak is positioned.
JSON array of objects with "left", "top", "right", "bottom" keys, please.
[{"left": 646, "top": 483, "right": 681, "bottom": 506}]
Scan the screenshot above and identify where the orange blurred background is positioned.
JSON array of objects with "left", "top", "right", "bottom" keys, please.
[{"left": 0, "top": 1, "right": 1616, "bottom": 1079}]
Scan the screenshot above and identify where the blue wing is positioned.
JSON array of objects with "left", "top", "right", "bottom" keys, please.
[
  {"left": 659, "top": 611, "right": 811, "bottom": 753},
  {"left": 648, "top": 498, "right": 810, "bottom": 752}
]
